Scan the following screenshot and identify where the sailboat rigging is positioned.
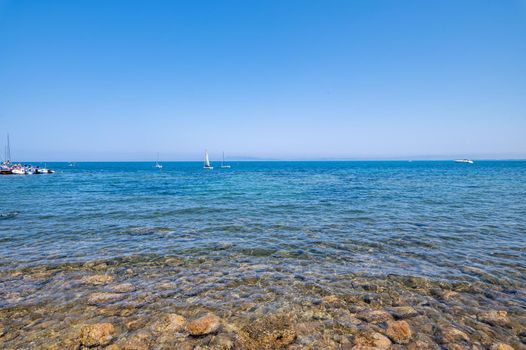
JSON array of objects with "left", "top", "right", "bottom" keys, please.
[
  {"left": 203, "top": 150, "right": 213, "bottom": 170},
  {"left": 220, "top": 151, "right": 231, "bottom": 169}
]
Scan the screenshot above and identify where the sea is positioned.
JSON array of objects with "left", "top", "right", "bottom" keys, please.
[{"left": 0, "top": 161, "right": 525, "bottom": 348}]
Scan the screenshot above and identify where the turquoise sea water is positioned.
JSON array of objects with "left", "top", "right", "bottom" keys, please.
[{"left": 1, "top": 161, "right": 525, "bottom": 285}]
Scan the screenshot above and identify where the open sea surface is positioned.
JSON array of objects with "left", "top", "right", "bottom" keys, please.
[{"left": 1, "top": 161, "right": 525, "bottom": 349}]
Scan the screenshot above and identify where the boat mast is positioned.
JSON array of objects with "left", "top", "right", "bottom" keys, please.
[{"left": 5, "top": 133, "right": 11, "bottom": 163}]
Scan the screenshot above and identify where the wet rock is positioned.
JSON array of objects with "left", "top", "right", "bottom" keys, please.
[
  {"left": 389, "top": 306, "right": 419, "bottom": 319},
  {"left": 238, "top": 314, "right": 297, "bottom": 349},
  {"left": 120, "top": 330, "right": 152, "bottom": 350},
  {"left": 437, "top": 325, "right": 469, "bottom": 344},
  {"left": 79, "top": 322, "right": 115, "bottom": 347},
  {"left": 152, "top": 313, "right": 186, "bottom": 333},
  {"left": 352, "top": 331, "right": 392, "bottom": 349},
  {"left": 110, "top": 283, "right": 136, "bottom": 293},
  {"left": 477, "top": 310, "right": 509, "bottom": 327},
  {"left": 187, "top": 313, "right": 221, "bottom": 336},
  {"left": 489, "top": 343, "right": 514, "bottom": 350},
  {"left": 356, "top": 309, "right": 393, "bottom": 324},
  {"left": 385, "top": 320, "right": 412, "bottom": 344},
  {"left": 87, "top": 292, "right": 124, "bottom": 305},
  {"left": 81, "top": 274, "right": 113, "bottom": 285}
]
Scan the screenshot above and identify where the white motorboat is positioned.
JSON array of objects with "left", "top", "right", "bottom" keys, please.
[{"left": 454, "top": 159, "right": 474, "bottom": 164}]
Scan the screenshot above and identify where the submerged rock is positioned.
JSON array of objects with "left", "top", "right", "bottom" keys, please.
[
  {"left": 79, "top": 323, "right": 115, "bottom": 347},
  {"left": 389, "top": 306, "right": 419, "bottom": 320},
  {"left": 120, "top": 330, "right": 152, "bottom": 350},
  {"left": 489, "top": 343, "right": 514, "bottom": 350},
  {"left": 187, "top": 313, "right": 221, "bottom": 336},
  {"left": 152, "top": 313, "right": 186, "bottom": 334},
  {"left": 385, "top": 320, "right": 412, "bottom": 344},
  {"left": 238, "top": 314, "right": 297, "bottom": 349},
  {"left": 356, "top": 309, "right": 393, "bottom": 324},
  {"left": 81, "top": 274, "right": 113, "bottom": 285},
  {"left": 437, "top": 325, "right": 469, "bottom": 344},
  {"left": 477, "top": 310, "right": 509, "bottom": 327},
  {"left": 110, "top": 283, "right": 136, "bottom": 293},
  {"left": 352, "top": 331, "right": 391, "bottom": 349},
  {"left": 87, "top": 292, "right": 124, "bottom": 305}
]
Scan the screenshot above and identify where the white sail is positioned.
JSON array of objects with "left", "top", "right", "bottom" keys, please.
[{"left": 204, "top": 150, "right": 212, "bottom": 168}]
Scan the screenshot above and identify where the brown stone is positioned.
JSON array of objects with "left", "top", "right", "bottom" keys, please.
[
  {"left": 477, "top": 310, "right": 509, "bottom": 327},
  {"left": 437, "top": 325, "right": 469, "bottom": 344},
  {"left": 352, "top": 331, "right": 392, "bottom": 349},
  {"left": 356, "top": 309, "right": 393, "bottom": 324},
  {"left": 79, "top": 323, "right": 115, "bottom": 347},
  {"left": 120, "top": 330, "right": 152, "bottom": 350},
  {"left": 152, "top": 313, "right": 186, "bottom": 334},
  {"left": 385, "top": 320, "right": 412, "bottom": 344},
  {"left": 186, "top": 313, "right": 221, "bottom": 336},
  {"left": 80, "top": 274, "right": 113, "bottom": 285},
  {"left": 390, "top": 306, "right": 419, "bottom": 319},
  {"left": 238, "top": 314, "right": 297, "bottom": 350}
]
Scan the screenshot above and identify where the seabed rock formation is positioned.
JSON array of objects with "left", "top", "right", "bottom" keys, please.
[{"left": 0, "top": 256, "right": 525, "bottom": 349}]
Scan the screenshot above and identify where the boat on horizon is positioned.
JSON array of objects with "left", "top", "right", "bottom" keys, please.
[
  {"left": 220, "top": 151, "right": 231, "bottom": 169},
  {"left": 454, "top": 159, "right": 474, "bottom": 164},
  {"left": 154, "top": 153, "right": 163, "bottom": 169},
  {"left": 203, "top": 150, "right": 213, "bottom": 170}
]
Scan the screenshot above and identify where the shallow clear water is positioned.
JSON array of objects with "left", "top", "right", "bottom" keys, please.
[
  {"left": 1, "top": 161, "right": 526, "bottom": 282},
  {"left": 1, "top": 161, "right": 526, "bottom": 348}
]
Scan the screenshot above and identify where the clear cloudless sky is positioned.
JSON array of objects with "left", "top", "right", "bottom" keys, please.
[{"left": 0, "top": 0, "right": 525, "bottom": 161}]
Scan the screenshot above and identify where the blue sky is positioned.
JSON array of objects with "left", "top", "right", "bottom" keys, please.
[{"left": 0, "top": 0, "right": 525, "bottom": 161}]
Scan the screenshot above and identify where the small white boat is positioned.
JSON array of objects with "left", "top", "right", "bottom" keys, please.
[
  {"left": 203, "top": 150, "right": 213, "bottom": 170},
  {"left": 220, "top": 151, "right": 231, "bottom": 169},
  {"left": 454, "top": 159, "right": 474, "bottom": 164},
  {"left": 11, "top": 167, "right": 26, "bottom": 175},
  {"left": 154, "top": 153, "right": 163, "bottom": 169}
]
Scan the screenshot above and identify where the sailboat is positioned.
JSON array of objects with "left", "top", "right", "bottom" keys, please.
[
  {"left": 220, "top": 151, "right": 231, "bottom": 169},
  {"left": 154, "top": 153, "right": 163, "bottom": 169},
  {"left": 203, "top": 150, "right": 213, "bottom": 170}
]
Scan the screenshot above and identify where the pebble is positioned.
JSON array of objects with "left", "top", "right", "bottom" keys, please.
[
  {"left": 79, "top": 323, "right": 115, "bottom": 347},
  {"left": 186, "top": 313, "right": 221, "bottom": 336}
]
